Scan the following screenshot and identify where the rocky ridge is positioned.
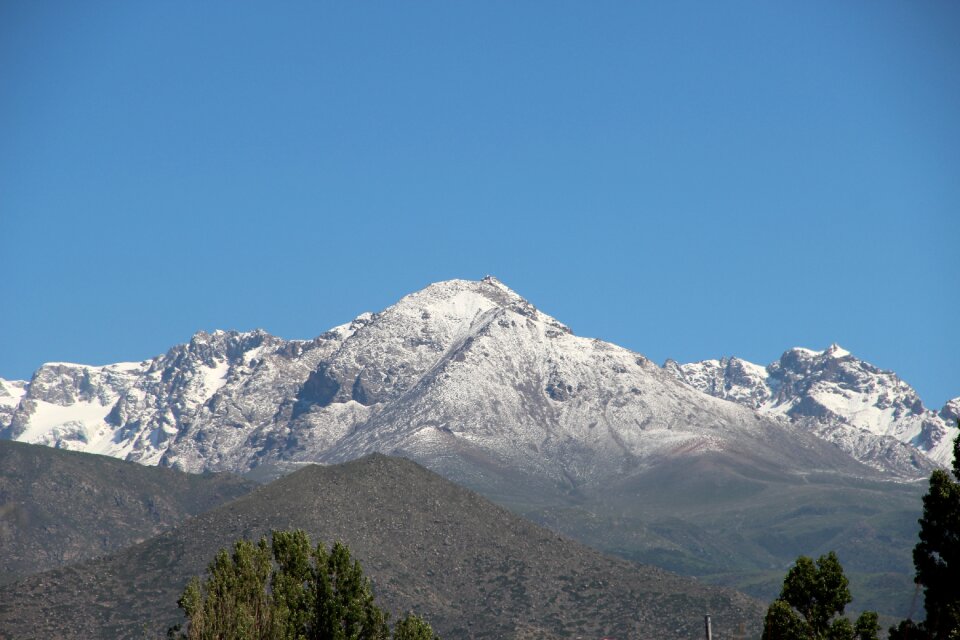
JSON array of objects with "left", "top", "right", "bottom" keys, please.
[
  {"left": 1, "top": 277, "right": 947, "bottom": 483},
  {"left": 665, "top": 344, "right": 959, "bottom": 468},
  {"left": 0, "top": 277, "right": 950, "bottom": 617}
]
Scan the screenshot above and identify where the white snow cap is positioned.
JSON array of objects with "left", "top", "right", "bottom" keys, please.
[{"left": 789, "top": 344, "right": 851, "bottom": 359}]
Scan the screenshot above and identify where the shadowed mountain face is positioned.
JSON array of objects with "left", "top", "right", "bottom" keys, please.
[
  {"left": 0, "top": 455, "right": 764, "bottom": 640},
  {"left": 0, "top": 440, "right": 256, "bottom": 585}
]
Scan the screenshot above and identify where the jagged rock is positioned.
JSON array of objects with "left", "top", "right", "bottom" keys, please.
[
  {"left": 2, "top": 280, "right": 951, "bottom": 480},
  {"left": 667, "top": 343, "right": 959, "bottom": 468}
]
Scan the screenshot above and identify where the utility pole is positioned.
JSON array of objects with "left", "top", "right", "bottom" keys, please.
[{"left": 704, "top": 614, "right": 713, "bottom": 640}]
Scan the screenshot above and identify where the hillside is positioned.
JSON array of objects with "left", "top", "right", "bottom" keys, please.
[
  {"left": 0, "top": 454, "right": 764, "bottom": 640},
  {"left": 0, "top": 440, "right": 255, "bottom": 584}
]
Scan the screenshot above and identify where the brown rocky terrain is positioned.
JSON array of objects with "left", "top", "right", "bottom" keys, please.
[
  {"left": 0, "top": 454, "right": 764, "bottom": 639},
  {"left": 0, "top": 440, "right": 255, "bottom": 584}
]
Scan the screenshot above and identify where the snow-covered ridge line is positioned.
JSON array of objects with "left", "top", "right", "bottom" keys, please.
[
  {"left": 0, "top": 277, "right": 950, "bottom": 482},
  {"left": 665, "top": 345, "right": 958, "bottom": 467}
]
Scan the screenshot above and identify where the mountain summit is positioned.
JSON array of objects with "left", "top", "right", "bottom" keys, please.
[
  {"left": 0, "top": 279, "right": 950, "bottom": 482},
  {"left": 2, "top": 277, "right": 950, "bottom": 482}
]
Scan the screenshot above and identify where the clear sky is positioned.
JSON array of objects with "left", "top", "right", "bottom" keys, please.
[{"left": 1, "top": 2, "right": 958, "bottom": 408}]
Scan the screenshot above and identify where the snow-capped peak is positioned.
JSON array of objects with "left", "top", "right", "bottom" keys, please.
[
  {"left": 1, "top": 279, "right": 952, "bottom": 481},
  {"left": 824, "top": 343, "right": 851, "bottom": 358},
  {"left": 385, "top": 278, "right": 570, "bottom": 336},
  {"left": 0, "top": 378, "right": 28, "bottom": 427},
  {"left": 941, "top": 398, "right": 960, "bottom": 426},
  {"left": 668, "top": 345, "right": 958, "bottom": 467}
]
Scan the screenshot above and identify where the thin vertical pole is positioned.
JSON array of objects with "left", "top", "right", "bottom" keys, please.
[{"left": 705, "top": 614, "right": 713, "bottom": 640}]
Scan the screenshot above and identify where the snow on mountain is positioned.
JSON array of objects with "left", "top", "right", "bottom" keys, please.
[
  {"left": 2, "top": 362, "right": 147, "bottom": 458},
  {"left": 0, "top": 330, "right": 349, "bottom": 465},
  {"left": 666, "top": 344, "right": 958, "bottom": 468},
  {"left": 164, "top": 277, "right": 923, "bottom": 485},
  {"left": 0, "top": 278, "right": 944, "bottom": 483},
  {"left": 0, "top": 378, "right": 28, "bottom": 428},
  {"left": 942, "top": 398, "right": 960, "bottom": 426}
]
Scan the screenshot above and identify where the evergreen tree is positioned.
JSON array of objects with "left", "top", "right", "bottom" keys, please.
[
  {"left": 762, "top": 552, "right": 879, "bottom": 640},
  {"left": 895, "top": 427, "right": 960, "bottom": 639},
  {"left": 172, "top": 530, "right": 435, "bottom": 640}
]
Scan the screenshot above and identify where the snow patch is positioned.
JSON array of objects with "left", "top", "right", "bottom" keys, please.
[
  {"left": 18, "top": 399, "right": 111, "bottom": 444},
  {"left": 0, "top": 379, "right": 27, "bottom": 408},
  {"left": 809, "top": 387, "right": 909, "bottom": 438},
  {"left": 200, "top": 360, "right": 230, "bottom": 401},
  {"left": 737, "top": 359, "right": 770, "bottom": 381}
]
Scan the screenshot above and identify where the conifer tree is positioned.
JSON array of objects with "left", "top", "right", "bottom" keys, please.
[
  {"left": 762, "top": 552, "right": 879, "bottom": 640},
  {"left": 893, "top": 427, "right": 960, "bottom": 639}
]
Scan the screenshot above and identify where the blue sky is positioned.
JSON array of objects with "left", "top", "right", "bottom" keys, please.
[{"left": 1, "top": 2, "right": 958, "bottom": 408}]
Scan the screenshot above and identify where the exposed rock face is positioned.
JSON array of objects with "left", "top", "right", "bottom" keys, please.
[
  {"left": 662, "top": 356, "right": 771, "bottom": 408},
  {"left": 942, "top": 398, "right": 960, "bottom": 426},
  {"left": 667, "top": 344, "right": 959, "bottom": 468},
  {"left": 0, "top": 379, "right": 27, "bottom": 432},
  {"left": 0, "top": 328, "right": 349, "bottom": 466},
  {"left": 1, "top": 278, "right": 949, "bottom": 482}
]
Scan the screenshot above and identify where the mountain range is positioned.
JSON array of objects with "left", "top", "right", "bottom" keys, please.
[
  {"left": 1, "top": 276, "right": 955, "bottom": 617},
  {"left": 2, "top": 277, "right": 954, "bottom": 477},
  {"left": 0, "top": 453, "right": 764, "bottom": 639},
  {"left": 665, "top": 344, "right": 958, "bottom": 467}
]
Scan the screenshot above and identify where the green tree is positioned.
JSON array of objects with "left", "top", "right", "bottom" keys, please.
[
  {"left": 392, "top": 614, "right": 438, "bottom": 640},
  {"left": 894, "top": 427, "right": 960, "bottom": 640},
  {"left": 177, "top": 537, "right": 274, "bottom": 640},
  {"left": 270, "top": 529, "right": 314, "bottom": 638},
  {"left": 762, "top": 552, "right": 879, "bottom": 640},
  {"left": 172, "top": 530, "right": 436, "bottom": 640},
  {"left": 888, "top": 619, "right": 923, "bottom": 640},
  {"left": 853, "top": 612, "right": 880, "bottom": 640},
  {"left": 312, "top": 540, "right": 389, "bottom": 640}
]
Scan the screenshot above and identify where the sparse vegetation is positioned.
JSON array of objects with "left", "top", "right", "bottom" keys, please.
[
  {"left": 0, "top": 440, "right": 254, "bottom": 585},
  {"left": 0, "top": 455, "right": 766, "bottom": 638}
]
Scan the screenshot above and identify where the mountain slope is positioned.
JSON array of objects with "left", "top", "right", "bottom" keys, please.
[
  {"left": 0, "top": 454, "right": 764, "bottom": 640},
  {"left": 665, "top": 345, "right": 959, "bottom": 467},
  {"left": 0, "top": 277, "right": 949, "bottom": 617},
  {"left": 0, "top": 327, "right": 355, "bottom": 466},
  {"left": 3, "top": 278, "right": 944, "bottom": 481},
  {"left": 0, "top": 440, "right": 255, "bottom": 584},
  {"left": 0, "top": 379, "right": 26, "bottom": 430}
]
